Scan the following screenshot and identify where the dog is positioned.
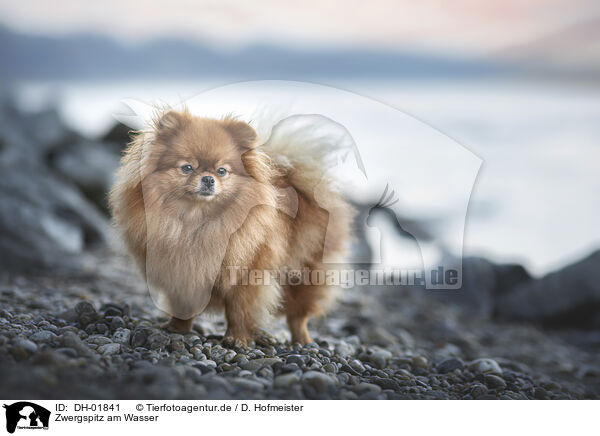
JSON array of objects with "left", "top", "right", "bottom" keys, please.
[{"left": 109, "top": 109, "right": 353, "bottom": 346}]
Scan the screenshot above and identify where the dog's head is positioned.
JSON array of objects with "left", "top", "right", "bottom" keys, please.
[{"left": 141, "top": 110, "right": 274, "bottom": 214}]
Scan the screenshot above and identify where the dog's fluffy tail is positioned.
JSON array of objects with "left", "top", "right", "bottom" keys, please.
[
  {"left": 258, "top": 116, "right": 356, "bottom": 268},
  {"left": 258, "top": 116, "right": 351, "bottom": 201}
]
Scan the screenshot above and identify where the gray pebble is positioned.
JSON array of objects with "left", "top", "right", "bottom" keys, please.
[
  {"left": 230, "top": 378, "right": 264, "bottom": 391},
  {"left": 349, "top": 359, "right": 366, "bottom": 373},
  {"left": 112, "top": 328, "right": 131, "bottom": 345},
  {"left": 224, "top": 350, "right": 237, "bottom": 363},
  {"left": 95, "top": 323, "right": 109, "bottom": 335},
  {"left": 109, "top": 316, "right": 125, "bottom": 331},
  {"left": 484, "top": 374, "right": 507, "bottom": 390},
  {"left": 86, "top": 336, "right": 112, "bottom": 346},
  {"left": 168, "top": 341, "right": 186, "bottom": 353},
  {"left": 60, "top": 331, "right": 94, "bottom": 357},
  {"left": 302, "top": 371, "right": 336, "bottom": 393},
  {"left": 98, "top": 343, "right": 120, "bottom": 355},
  {"left": 534, "top": 387, "right": 549, "bottom": 399},
  {"left": 411, "top": 356, "right": 428, "bottom": 369},
  {"left": 470, "top": 383, "right": 488, "bottom": 398},
  {"left": 29, "top": 331, "right": 57, "bottom": 343},
  {"left": 242, "top": 358, "right": 282, "bottom": 372},
  {"left": 437, "top": 357, "right": 464, "bottom": 374},
  {"left": 285, "top": 354, "right": 306, "bottom": 367},
  {"left": 131, "top": 329, "right": 148, "bottom": 347},
  {"left": 351, "top": 382, "right": 382, "bottom": 396},
  {"left": 147, "top": 332, "right": 170, "bottom": 350},
  {"left": 274, "top": 372, "right": 301, "bottom": 388},
  {"left": 323, "top": 363, "right": 338, "bottom": 373},
  {"left": 468, "top": 358, "right": 502, "bottom": 376}
]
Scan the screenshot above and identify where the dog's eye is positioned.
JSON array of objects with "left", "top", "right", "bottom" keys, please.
[
  {"left": 216, "top": 167, "right": 228, "bottom": 177},
  {"left": 181, "top": 164, "right": 194, "bottom": 174}
]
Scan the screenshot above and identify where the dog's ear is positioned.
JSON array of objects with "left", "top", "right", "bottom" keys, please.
[
  {"left": 222, "top": 118, "right": 257, "bottom": 149},
  {"left": 154, "top": 110, "right": 188, "bottom": 138}
]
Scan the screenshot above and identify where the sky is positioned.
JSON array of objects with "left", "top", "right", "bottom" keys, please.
[{"left": 0, "top": 0, "right": 599, "bottom": 68}]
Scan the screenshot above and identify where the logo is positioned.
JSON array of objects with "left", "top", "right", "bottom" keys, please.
[
  {"left": 3, "top": 402, "right": 50, "bottom": 434},
  {"left": 114, "top": 80, "right": 482, "bottom": 318}
]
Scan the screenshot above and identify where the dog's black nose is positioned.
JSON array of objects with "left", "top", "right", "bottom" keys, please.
[{"left": 201, "top": 175, "right": 215, "bottom": 185}]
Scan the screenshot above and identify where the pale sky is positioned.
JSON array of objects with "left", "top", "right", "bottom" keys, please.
[{"left": 1, "top": 0, "right": 599, "bottom": 64}]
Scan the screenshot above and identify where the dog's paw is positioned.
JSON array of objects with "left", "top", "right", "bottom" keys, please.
[
  {"left": 160, "top": 318, "right": 193, "bottom": 334},
  {"left": 253, "top": 330, "right": 278, "bottom": 347},
  {"left": 222, "top": 335, "right": 250, "bottom": 350}
]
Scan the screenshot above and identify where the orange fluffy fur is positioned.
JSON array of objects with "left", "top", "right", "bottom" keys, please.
[{"left": 109, "top": 109, "right": 353, "bottom": 346}]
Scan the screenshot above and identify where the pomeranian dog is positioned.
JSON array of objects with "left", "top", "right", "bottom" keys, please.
[{"left": 109, "top": 109, "right": 353, "bottom": 346}]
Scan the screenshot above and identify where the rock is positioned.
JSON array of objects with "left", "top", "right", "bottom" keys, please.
[
  {"left": 257, "top": 366, "right": 274, "bottom": 379},
  {"left": 0, "top": 158, "right": 110, "bottom": 272},
  {"left": 242, "top": 358, "right": 282, "bottom": 372},
  {"left": 10, "top": 345, "right": 29, "bottom": 361},
  {"left": 534, "top": 387, "right": 549, "bottom": 400},
  {"left": 112, "top": 328, "right": 131, "bottom": 345},
  {"left": 302, "top": 371, "right": 336, "bottom": 393},
  {"left": 131, "top": 329, "right": 149, "bottom": 348},
  {"left": 359, "top": 348, "right": 392, "bottom": 369},
  {"left": 369, "top": 376, "right": 400, "bottom": 391},
  {"left": 147, "top": 332, "right": 170, "bottom": 350},
  {"left": 232, "top": 353, "right": 247, "bottom": 365},
  {"left": 98, "top": 343, "right": 120, "bottom": 355},
  {"left": 274, "top": 372, "right": 301, "bottom": 388},
  {"left": 423, "top": 390, "right": 449, "bottom": 399},
  {"left": 101, "top": 122, "right": 131, "bottom": 149},
  {"left": 285, "top": 355, "right": 306, "bottom": 367},
  {"left": 411, "top": 356, "right": 428, "bottom": 369},
  {"left": 50, "top": 140, "right": 120, "bottom": 214},
  {"left": 496, "top": 250, "right": 600, "bottom": 328},
  {"left": 86, "top": 336, "right": 112, "bottom": 346},
  {"left": 247, "top": 349, "right": 265, "bottom": 359},
  {"left": 74, "top": 301, "right": 99, "bottom": 327},
  {"left": 25, "top": 107, "right": 77, "bottom": 152},
  {"left": 56, "top": 308, "right": 79, "bottom": 323},
  {"left": 224, "top": 350, "right": 237, "bottom": 363},
  {"left": 281, "top": 363, "right": 301, "bottom": 373},
  {"left": 437, "top": 357, "right": 464, "bottom": 374},
  {"left": 323, "top": 363, "right": 337, "bottom": 373},
  {"left": 484, "top": 374, "right": 507, "bottom": 390},
  {"left": 60, "top": 331, "right": 94, "bottom": 357},
  {"left": 75, "top": 301, "right": 96, "bottom": 317},
  {"left": 101, "top": 304, "right": 125, "bottom": 318},
  {"left": 13, "top": 338, "right": 38, "bottom": 354},
  {"left": 29, "top": 331, "right": 57, "bottom": 343},
  {"left": 428, "top": 257, "right": 532, "bottom": 317},
  {"left": 349, "top": 359, "right": 366, "bottom": 373},
  {"left": 109, "top": 316, "right": 125, "bottom": 331},
  {"left": 363, "top": 326, "right": 399, "bottom": 347},
  {"left": 230, "top": 378, "right": 264, "bottom": 391},
  {"left": 351, "top": 382, "right": 382, "bottom": 396},
  {"left": 190, "top": 346, "right": 205, "bottom": 361},
  {"left": 209, "top": 346, "right": 228, "bottom": 363},
  {"left": 95, "top": 323, "right": 109, "bottom": 335},
  {"left": 333, "top": 340, "right": 355, "bottom": 357},
  {"left": 168, "top": 341, "right": 185, "bottom": 352},
  {"left": 468, "top": 358, "right": 502, "bottom": 376},
  {"left": 470, "top": 383, "right": 489, "bottom": 398}
]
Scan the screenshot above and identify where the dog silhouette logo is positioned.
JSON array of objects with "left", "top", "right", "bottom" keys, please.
[
  {"left": 3, "top": 402, "right": 50, "bottom": 433},
  {"left": 366, "top": 184, "right": 425, "bottom": 271}
]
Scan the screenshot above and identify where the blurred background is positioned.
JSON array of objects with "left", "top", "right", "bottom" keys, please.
[
  {"left": 1, "top": 0, "right": 599, "bottom": 276},
  {"left": 0, "top": 0, "right": 599, "bottom": 400}
]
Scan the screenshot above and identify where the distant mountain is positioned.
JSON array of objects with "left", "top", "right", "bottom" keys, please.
[
  {"left": 497, "top": 16, "right": 600, "bottom": 75},
  {"left": 0, "top": 26, "right": 506, "bottom": 80}
]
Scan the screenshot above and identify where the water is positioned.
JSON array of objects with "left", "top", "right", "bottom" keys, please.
[{"left": 12, "top": 78, "right": 600, "bottom": 276}]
